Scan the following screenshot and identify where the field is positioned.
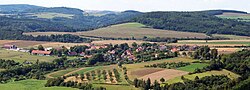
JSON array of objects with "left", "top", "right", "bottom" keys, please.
[
  {"left": 177, "top": 63, "right": 209, "bottom": 72},
  {"left": 91, "top": 40, "right": 149, "bottom": 46},
  {"left": 93, "top": 84, "right": 139, "bottom": 90},
  {"left": 24, "top": 22, "right": 208, "bottom": 39},
  {"left": 0, "top": 49, "right": 58, "bottom": 63},
  {"left": 166, "top": 69, "right": 240, "bottom": 84},
  {"left": 0, "top": 79, "right": 76, "bottom": 90},
  {"left": 216, "top": 12, "right": 250, "bottom": 22},
  {"left": 139, "top": 69, "right": 189, "bottom": 82},
  {"left": 172, "top": 40, "right": 250, "bottom": 47},
  {"left": 45, "top": 68, "right": 79, "bottom": 78},
  {"left": 212, "top": 34, "right": 250, "bottom": 40},
  {"left": 31, "top": 12, "right": 74, "bottom": 19},
  {"left": 0, "top": 40, "right": 89, "bottom": 49}
]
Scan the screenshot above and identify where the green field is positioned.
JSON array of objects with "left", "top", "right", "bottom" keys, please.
[
  {"left": 31, "top": 12, "right": 74, "bottom": 19},
  {"left": 177, "top": 41, "right": 250, "bottom": 45},
  {"left": 75, "top": 67, "right": 100, "bottom": 74},
  {"left": 0, "top": 49, "right": 58, "bottom": 63},
  {"left": 0, "top": 79, "right": 76, "bottom": 90},
  {"left": 166, "top": 69, "right": 240, "bottom": 84},
  {"left": 177, "top": 63, "right": 209, "bottom": 72}
]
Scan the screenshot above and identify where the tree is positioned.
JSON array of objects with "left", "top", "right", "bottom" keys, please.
[
  {"left": 160, "top": 78, "right": 165, "bottom": 83},
  {"left": 211, "top": 49, "right": 218, "bottom": 60},
  {"left": 132, "top": 42, "right": 138, "bottom": 48},
  {"left": 145, "top": 78, "right": 151, "bottom": 90},
  {"left": 38, "top": 45, "right": 45, "bottom": 51},
  {"left": 87, "top": 53, "right": 105, "bottom": 65}
]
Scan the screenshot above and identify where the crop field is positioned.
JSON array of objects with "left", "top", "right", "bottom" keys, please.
[
  {"left": 91, "top": 40, "right": 149, "bottom": 46},
  {"left": 45, "top": 68, "right": 79, "bottom": 78},
  {"left": 0, "top": 49, "right": 58, "bottom": 63},
  {"left": 139, "top": 69, "right": 189, "bottom": 82},
  {"left": 24, "top": 23, "right": 208, "bottom": 39},
  {"left": 166, "top": 69, "right": 240, "bottom": 84},
  {"left": 0, "top": 79, "right": 76, "bottom": 90},
  {"left": 177, "top": 63, "right": 209, "bottom": 72},
  {"left": 31, "top": 12, "right": 74, "bottom": 19}
]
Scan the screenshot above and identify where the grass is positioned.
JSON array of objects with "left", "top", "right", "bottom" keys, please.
[
  {"left": 177, "top": 41, "right": 250, "bottom": 45},
  {"left": 177, "top": 63, "right": 209, "bottom": 72},
  {"left": 0, "top": 49, "right": 58, "bottom": 63},
  {"left": 0, "top": 79, "right": 76, "bottom": 90},
  {"left": 24, "top": 22, "right": 208, "bottom": 39},
  {"left": 93, "top": 84, "right": 139, "bottom": 90},
  {"left": 31, "top": 12, "right": 74, "bottom": 19},
  {"left": 166, "top": 69, "right": 240, "bottom": 84}
]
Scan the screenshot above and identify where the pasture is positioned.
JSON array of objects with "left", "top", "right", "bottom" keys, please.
[
  {"left": 93, "top": 84, "right": 139, "bottom": 90},
  {"left": 0, "top": 49, "right": 58, "bottom": 63},
  {"left": 212, "top": 34, "right": 250, "bottom": 40},
  {"left": 166, "top": 69, "right": 240, "bottom": 84},
  {"left": 0, "top": 79, "right": 76, "bottom": 90},
  {"left": 24, "top": 22, "right": 208, "bottom": 39}
]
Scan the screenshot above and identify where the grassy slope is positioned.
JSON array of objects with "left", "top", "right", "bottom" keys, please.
[
  {"left": 24, "top": 22, "right": 208, "bottom": 39},
  {"left": 177, "top": 63, "right": 209, "bottom": 72},
  {"left": 0, "top": 79, "right": 76, "bottom": 90},
  {"left": 93, "top": 84, "right": 139, "bottom": 90},
  {"left": 166, "top": 69, "right": 240, "bottom": 84},
  {"left": 0, "top": 49, "right": 58, "bottom": 63}
]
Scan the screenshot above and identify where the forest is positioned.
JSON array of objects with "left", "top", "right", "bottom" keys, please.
[{"left": 135, "top": 11, "right": 250, "bottom": 36}]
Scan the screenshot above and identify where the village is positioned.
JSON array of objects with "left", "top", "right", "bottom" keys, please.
[{"left": 1, "top": 42, "right": 201, "bottom": 64}]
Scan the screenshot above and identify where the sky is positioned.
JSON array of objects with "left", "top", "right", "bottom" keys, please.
[{"left": 0, "top": 0, "right": 249, "bottom": 12}]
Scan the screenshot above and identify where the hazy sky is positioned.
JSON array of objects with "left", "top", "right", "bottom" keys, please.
[{"left": 0, "top": 0, "right": 249, "bottom": 12}]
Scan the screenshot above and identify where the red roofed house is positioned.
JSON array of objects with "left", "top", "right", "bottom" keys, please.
[
  {"left": 31, "top": 50, "right": 51, "bottom": 56},
  {"left": 2, "top": 44, "right": 17, "bottom": 50},
  {"left": 68, "top": 52, "right": 78, "bottom": 56}
]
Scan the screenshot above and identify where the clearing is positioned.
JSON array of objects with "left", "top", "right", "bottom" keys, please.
[
  {"left": 216, "top": 12, "right": 250, "bottom": 22},
  {"left": 31, "top": 12, "right": 74, "bottom": 19}
]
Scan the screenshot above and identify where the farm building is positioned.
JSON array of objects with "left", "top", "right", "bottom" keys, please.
[
  {"left": 31, "top": 50, "right": 52, "bottom": 56},
  {"left": 2, "top": 44, "right": 17, "bottom": 50}
]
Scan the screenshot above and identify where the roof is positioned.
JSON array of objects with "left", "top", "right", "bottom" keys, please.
[
  {"left": 31, "top": 50, "right": 51, "bottom": 55},
  {"left": 68, "top": 52, "right": 78, "bottom": 55}
]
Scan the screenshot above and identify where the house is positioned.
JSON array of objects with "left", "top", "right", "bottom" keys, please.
[
  {"left": 68, "top": 52, "right": 78, "bottom": 56},
  {"left": 136, "top": 47, "right": 144, "bottom": 52},
  {"left": 79, "top": 52, "right": 85, "bottom": 56},
  {"left": 2, "top": 44, "right": 17, "bottom": 50},
  {"left": 31, "top": 50, "right": 51, "bottom": 56},
  {"left": 108, "top": 50, "right": 116, "bottom": 54},
  {"left": 171, "top": 47, "right": 178, "bottom": 52}
]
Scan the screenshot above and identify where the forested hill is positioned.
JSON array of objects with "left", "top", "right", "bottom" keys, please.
[
  {"left": 0, "top": 4, "right": 142, "bottom": 32},
  {"left": 134, "top": 10, "right": 250, "bottom": 36}
]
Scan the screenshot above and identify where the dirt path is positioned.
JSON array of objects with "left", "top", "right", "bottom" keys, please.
[
  {"left": 64, "top": 68, "right": 85, "bottom": 76},
  {"left": 46, "top": 70, "right": 63, "bottom": 78}
]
